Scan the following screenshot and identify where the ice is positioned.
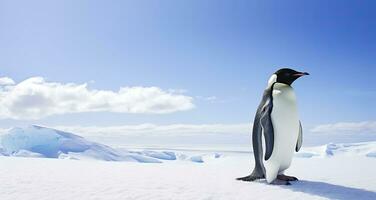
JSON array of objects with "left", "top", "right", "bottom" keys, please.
[
  {"left": 127, "top": 154, "right": 162, "bottom": 163},
  {"left": 0, "top": 126, "right": 210, "bottom": 163},
  {"left": 12, "top": 150, "right": 44, "bottom": 158},
  {"left": 294, "top": 152, "right": 319, "bottom": 158},
  {"left": 141, "top": 150, "right": 177, "bottom": 160},
  {"left": 0, "top": 147, "right": 7, "bottom": 156},
  {"left": 0, "top": 125, "right": 107, "bottom": 158},
  {"left": 2, "top": 126, "right": 63, "bottom": 157},
  {"left": 300, "top": 141, "right": 376, "bottom": 158},
  {"left": 366, "top": 152, "right": 376, "bottom": 158},
  {"left": 188, "top": 153, "right": 221, "bottom": 163},
  {"left": 0, "top": 126, "right": 162, "bottom": 162},
  {"left": 214, "top": 152, "right": 221, "bottom": 158},
  {"left": 1, "top": 125, "right": 375, "bottom": 165},
  {"left": 190, "top": 155, "right": 204, "bottom": 163},
  {"left": 325, "top": 143, "right": 338, "bottom": 156}
]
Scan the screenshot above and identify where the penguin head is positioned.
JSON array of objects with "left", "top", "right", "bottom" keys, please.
[{"left": 271, "top": 68, "right": 309, "bottom": 86}]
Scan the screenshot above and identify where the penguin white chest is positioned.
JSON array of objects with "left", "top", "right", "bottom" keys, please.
[{"left": 266, "top": 83, "right": 300, "bottom": 171}]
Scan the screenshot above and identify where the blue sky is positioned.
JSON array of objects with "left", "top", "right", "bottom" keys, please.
[{"left": 1, "top": 1, "right": 376, "bottom": 142}]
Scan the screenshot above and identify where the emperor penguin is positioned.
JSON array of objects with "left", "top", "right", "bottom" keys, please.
[{"left": 237, "top": 68, "right": 309, "bottom": 185}]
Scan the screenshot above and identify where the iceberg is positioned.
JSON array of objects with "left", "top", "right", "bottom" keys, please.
[
  {"left": 0, "top": 125, "right": 217, "bottom": 163},
  {"left": 0, "top": 125, "right": 161, "bottom": 162}
]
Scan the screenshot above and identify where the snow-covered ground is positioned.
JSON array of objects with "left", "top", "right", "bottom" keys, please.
[{"left": 1, "top": 126, "right": 376, "bottom": 200}]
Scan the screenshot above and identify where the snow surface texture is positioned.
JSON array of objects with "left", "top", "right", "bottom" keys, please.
[
  {"left": 0, "top": 125, "right": 220, "bottom": 163},
  {"left": 1, "top": 151, "right": 375, "bottom": 200},
  {"left": 0, "top": 126, "right": 376, "bottom": 200},
  {"left": 295, "top": 141, "right": 376, "bottom": 158}
]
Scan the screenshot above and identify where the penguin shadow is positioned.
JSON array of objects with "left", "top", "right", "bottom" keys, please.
[{"left": 285, "top": 180, "right": 376, "bottom": 200}]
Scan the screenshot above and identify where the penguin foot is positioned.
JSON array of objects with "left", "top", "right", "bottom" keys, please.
[
  {"left": 236, "top": 175, "right": 262, "bottom": 182},
  {"left": 277, "top": 175, "right": 298, "bottom": 181},
  {"left": 271, "top": 179, "right": 291, "bottom": 185}
]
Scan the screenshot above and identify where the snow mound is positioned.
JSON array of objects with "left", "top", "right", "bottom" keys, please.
[
  {"left": 0, "top": 147, "right": 7, "bottom": 156},
  {"left": 297, "top": 141, "right": 376, "bottom": 158},
  {"left": 2, "top": 125, "right": 94, "bottom": 158},
  {"left": 366, "top": 152, "right": 376, "bottom": 158},
  {"left": 190, "top": 155, "right": 204, "bottom": 163},
  {"left": 0, "top": 125, "right": 161, "bottom": 162},
  {"left": 189, "top": 153, "right": 222, "bottom": 163},
  {"left": 0, "top": 125, "right": 220, "bottom": 163},
  {"left": 141, "top": 151, "right": 177, "bottom": 160},
  {"left": 294, "top": 152, "right": 320, "bottom": 158},
  {"left": 12, "top": 149, "right": 45, "bottom": 158},
  {"left": 2, "top": 125, "right": 374, "bottom": 163}
]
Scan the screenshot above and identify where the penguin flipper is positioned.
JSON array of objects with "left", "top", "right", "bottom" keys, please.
[
  {"left": 295, "top": 121, "right": 303, "bottom": 152},
  {"left": 260, "top": 99, "right": 274, "bottom": 161}
]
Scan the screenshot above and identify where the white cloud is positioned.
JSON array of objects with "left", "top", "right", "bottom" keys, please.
[
  {"left": 52, "top": 123, "right": 251, "bottom": 137},
  {"left": 0, "top": 77, "right": 194, "bottom": 120},
  {"left": 311, "top": 121, "right": 376, "bottom": 134},
  {"left": 0, "top": 77, "right": 15, "bottom": 85}
]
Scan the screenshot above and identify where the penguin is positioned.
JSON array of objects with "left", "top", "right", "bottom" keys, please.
[{"left": 237, "top": 68, "right": 309, "bottom": 185}]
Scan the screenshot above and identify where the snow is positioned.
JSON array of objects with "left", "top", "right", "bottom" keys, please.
[
  {"left": 297, "top": 141, "right": 376, "bottom": 158},
  {"left": 1, "top": 151, "right": 375, "bottom": 200},
  {"left": 366, "top": 151, "right": 376, "bottom": 158},
  {"left": 1, "top": 125, "right": 120, "bottom": 160},
  {"left": 0, "top": 125, "right": 220, "bottom": 163},
  {"left": 11, "top": 149, "right": 44, "bottom": 158},
  {"left": 141, "top": 150, "right": 177, "bottom": 160},
  {"left": 0, "top": 147, "right": 5, "bottom": 156},
  {"left": 0, "top": 126, "right": 375, "bottom": 199},
  {"left": 189, "top": 155, "right": 204, "bottom": 163}
]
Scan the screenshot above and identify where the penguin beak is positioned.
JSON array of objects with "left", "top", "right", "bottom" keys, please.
[{"left": 293, "top": 72, "right": 310, "bottom": 77}]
